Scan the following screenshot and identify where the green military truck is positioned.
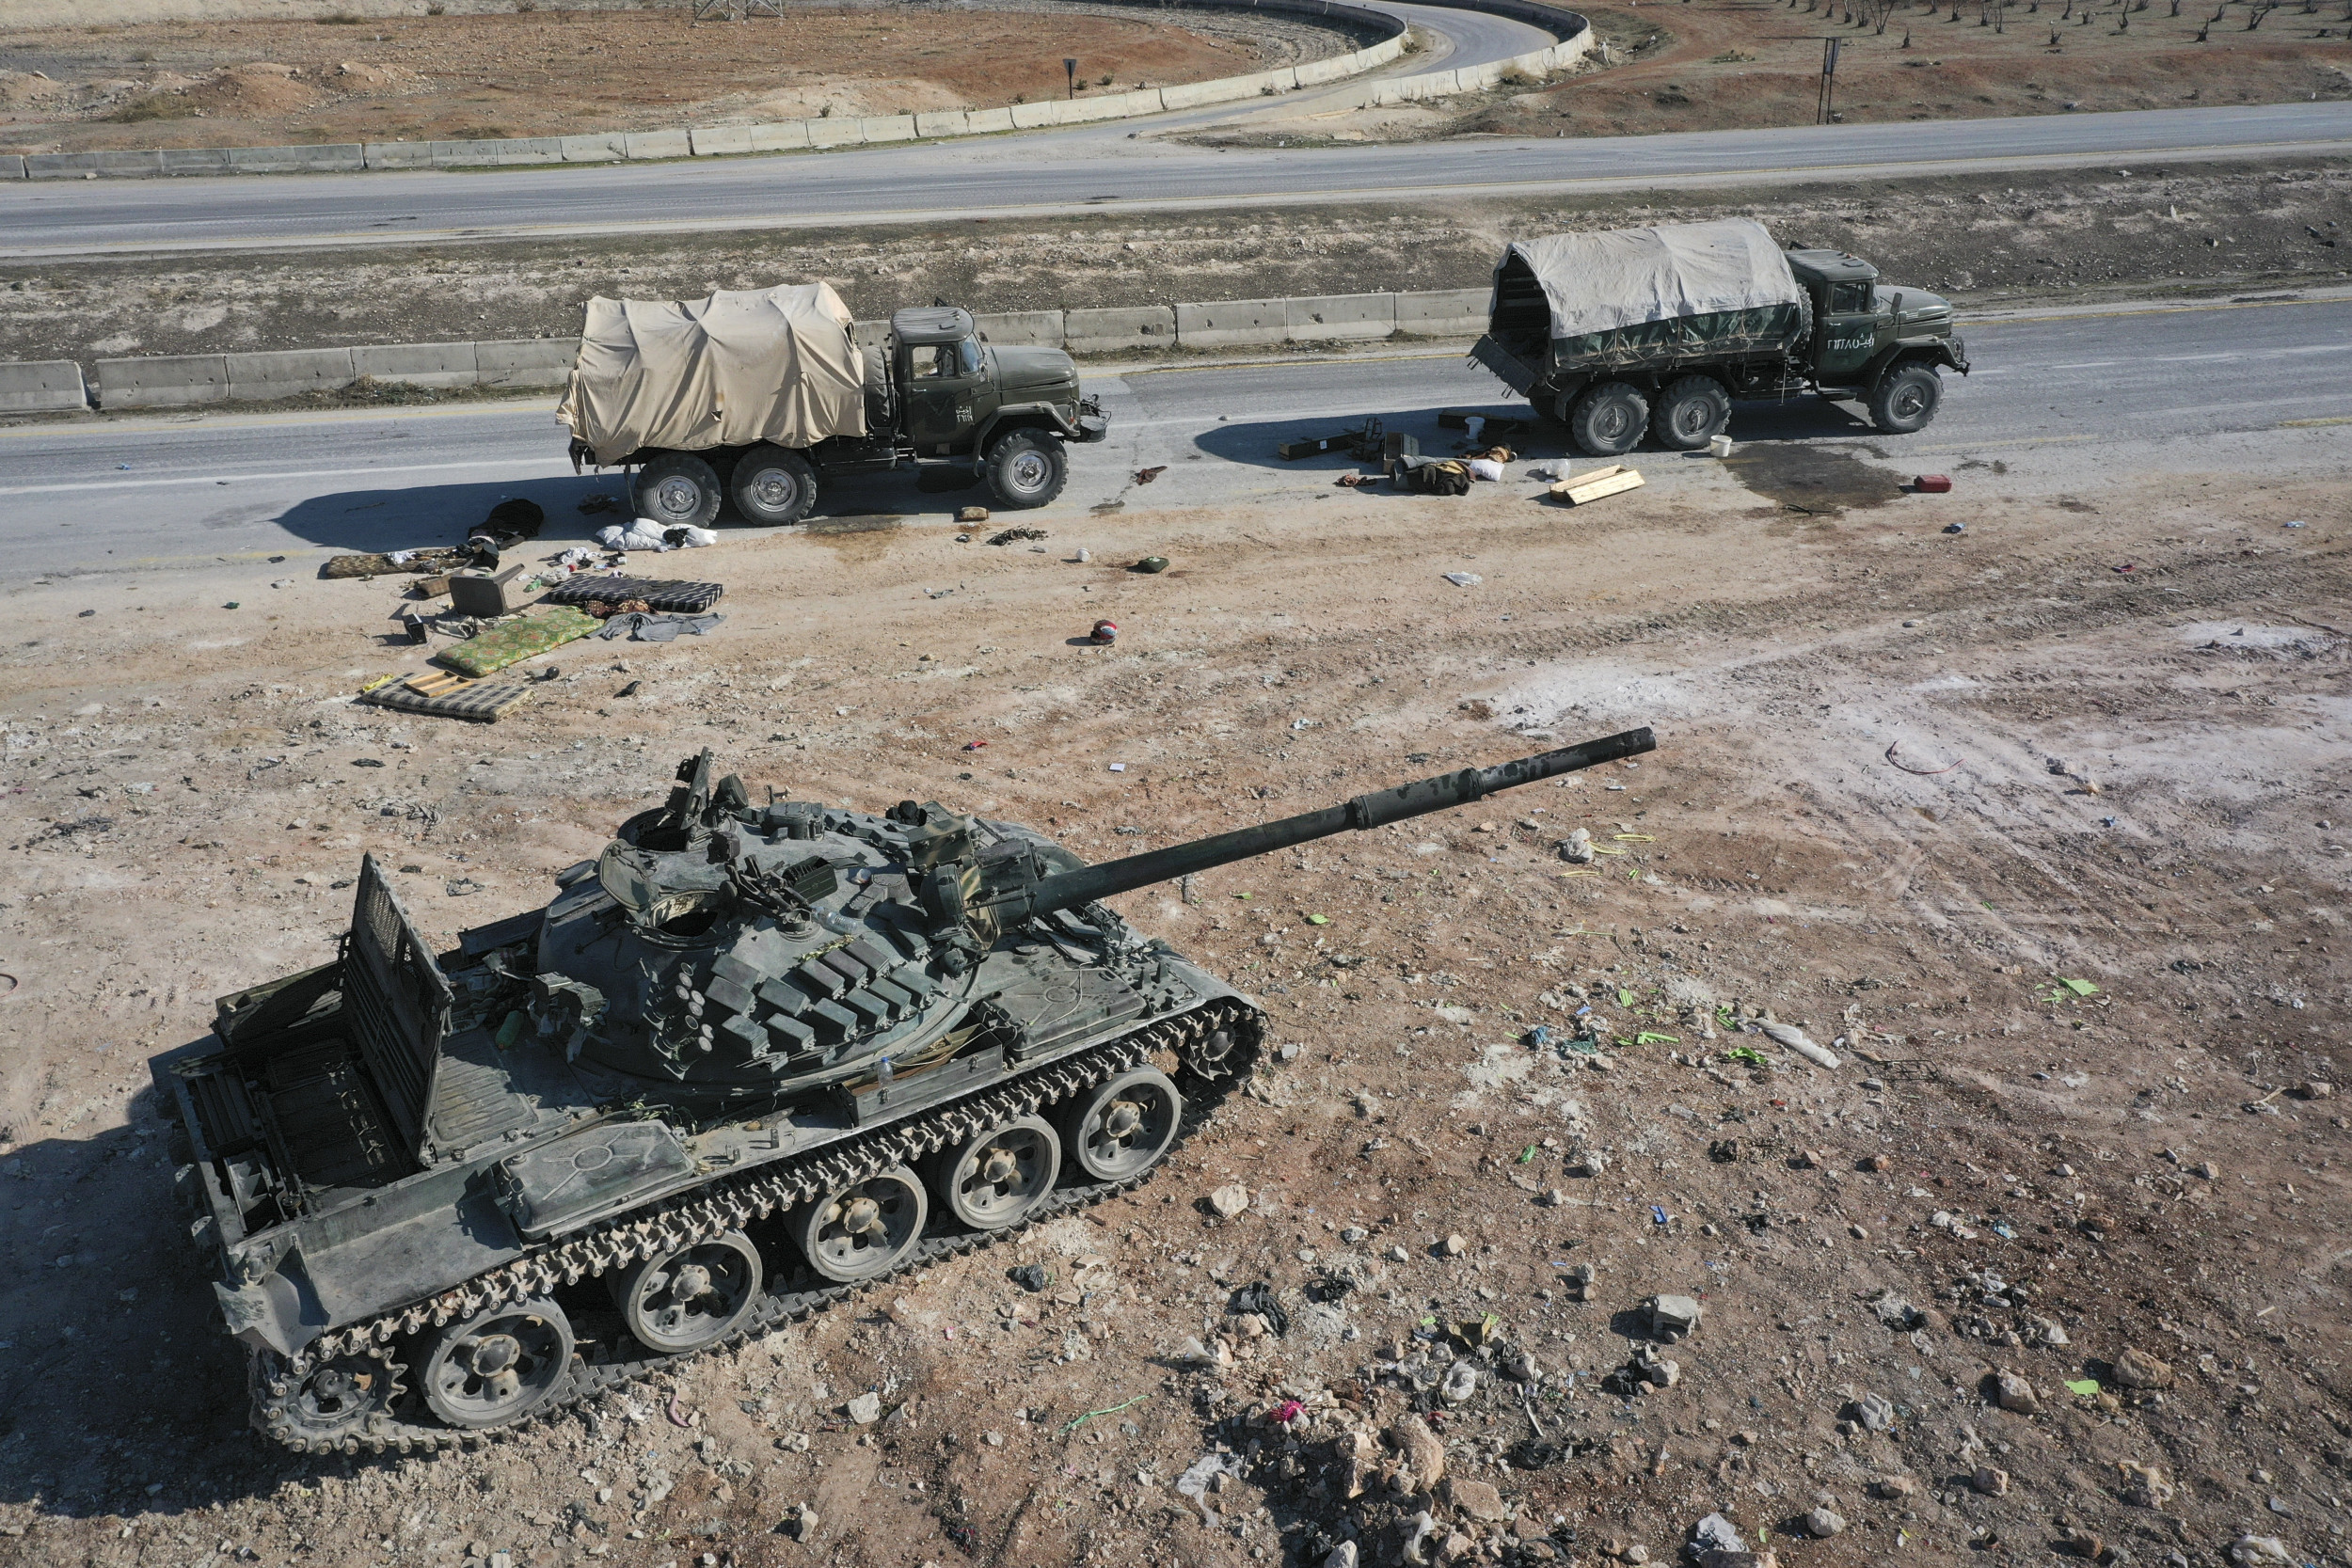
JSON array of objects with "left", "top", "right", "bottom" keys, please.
[
  {"left": 1470, "top": 218, "right": 1969, "bottom": 455},
  {"left": 561, "top": 285, "right": 1106, "bottom": 526}
]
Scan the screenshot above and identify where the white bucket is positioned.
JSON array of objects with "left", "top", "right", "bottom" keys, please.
[{"left": 1708, "top": 434, "right": 1733, "bottom": 458}]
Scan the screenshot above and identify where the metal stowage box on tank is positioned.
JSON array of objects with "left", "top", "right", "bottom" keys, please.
[{"left": 151, "top": 728, "right": 1655, "bottom": 1451}]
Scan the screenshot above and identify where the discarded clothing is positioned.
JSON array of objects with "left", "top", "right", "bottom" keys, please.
[
  {"left": 435, "top": 606, "right": 601, "bottom": 677},
  {"left": 1465, "top": 458, "right": 1506, "bottom": 483},
  {"left": 484, "top": 497, "right": 545, "bottom": 539},
  {"left": 595, "top": 611, "right": 724, "bottom": 642},
  {"left": 1390, "top": 455, "right": 1471, "bottom": 496},
  {"left": 320, "top": 546, "right": 469, "bottom": 580},
  {"left": 596, "top": 521, "right": 672, "bottom": 552},
  {"left": 1231, "top": 1281, "right": 1289, "bottom": 1338}
]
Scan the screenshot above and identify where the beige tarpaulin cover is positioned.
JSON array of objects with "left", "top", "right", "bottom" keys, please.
[
  {"left": 1502, "top": 218, "right": 1804, "bottom": 341},
  {"left": 558, "top": 282, "right": 865, "bottom": 467}
]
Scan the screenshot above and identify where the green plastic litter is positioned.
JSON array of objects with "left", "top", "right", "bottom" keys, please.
[
  {"left": 1518, "top": 1145, "right": 1538, "bottom": 1164},
  {"left": 1305, "top": 913, "right": 1329, "bottom": 926},
  {"left": 1635, "top": 1032, "right": 1680, "bottom": 1045},
  {"left": 1616, "top": 989, "right": 1636, "bottom": 1007},
  {"left": 494, "top": 1009, "right": 526, "bottom": 1050},
  {"left": 1058, "top": 1393, "right": 1147, "bottom": 1437},
  {"left": 2064, "top": 1378, "right": 2101, "bottom": 1397},
  {"left": 2061, "top": 977, "right": 2100, "bottom": 996},
  {"left": 1725, "top": 1046, "right": 1768, "bottom": 1067},
  {"left": 1232, "top": 892, "right": 1253, "bottom": 901}
]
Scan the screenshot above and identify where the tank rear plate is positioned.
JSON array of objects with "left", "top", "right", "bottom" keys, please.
[{"left": 496, "top": 1120, "right": 696, "bottom": 1239}]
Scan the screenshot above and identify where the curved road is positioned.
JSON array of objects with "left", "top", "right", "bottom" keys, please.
[
  {"left": 1, "top": 294, "right": 2344, "bottom": 581},
  {"left": 4, "top": 101, "right": 2348, "bottom": 259}
]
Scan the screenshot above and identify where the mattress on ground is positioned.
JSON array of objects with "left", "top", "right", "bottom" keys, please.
[
  {"left": 357, "top": 674, "right": 534, "bottom": 722},
  {"left": 433, "top": 606, "right": 601, "bottom": 678},
  {"left": 540, "top": 576, "right": 725, "bottom": 614}
]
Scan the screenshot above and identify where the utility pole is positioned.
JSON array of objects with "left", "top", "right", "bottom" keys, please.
[
  {"left": 1065, "top": 58, "right": 1078, "bottom": 99},
  {"left": 1818, "top": 36, "right": 1842, "bottom": 120}
]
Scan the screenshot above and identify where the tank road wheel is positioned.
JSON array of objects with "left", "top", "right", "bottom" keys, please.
[
  {"left": 610, "top": 1230, "right": 764, "bottom": 1354},
  {"left": 1868, "top": 362, "right": 1943, "bottom": 435},
  {"left": 791, "top": 1165, "right": 929, "bottom": 1283},
  {"left": 632, "top": 452, "right": 723, "bottom": 531},
  {"left": 419, "top": 1298, "right": 575, "bottom": 1431},
  {"left": 1057, "top": 1067, "right": 1183, "bottom": 1183},
  {"left": 1567, "top": 381, "right": 1650, "bottom": 457},
  {"left": 728, "top": 444, "right": 818, "bottom": 527},
  {"left": 1649, "top": 375, "right": 1731, "bottom": 451},
  {"left": 928, "top": 1115, "right": 1062, "bottom": 1231},
  {"left": 263, "top": 1347, "right": 403, "bottom": 1447},
  {"left": 983, "top": 431, "right": 1068, "bottom": 510}
]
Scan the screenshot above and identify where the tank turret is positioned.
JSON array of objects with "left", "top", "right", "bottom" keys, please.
[{"left": 151, "top": 728, "right": 1654, "bottom": 1451}]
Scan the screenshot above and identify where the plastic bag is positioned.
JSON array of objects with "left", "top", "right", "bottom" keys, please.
[
  {"left": 1465, "top": 458, "right": 1505, "bottom": 483},
  {"left": 669, "top": 526, "right": 719, "bottom": 548}
]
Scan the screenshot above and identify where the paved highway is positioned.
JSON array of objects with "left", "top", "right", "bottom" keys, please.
[
  {"left": 5, "top": 103, "right": 2349, "bottom": 258},
  {"left": 1, "top": 295, "right": 2345, "bottom": 583}
]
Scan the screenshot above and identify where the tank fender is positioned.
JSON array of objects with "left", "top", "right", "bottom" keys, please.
[
  {"left": 971, "top": 404, "right": 1079, "bottom": 459},
  {"left": 215, "top": 1252, "right": 329, "bottom": 1357}
]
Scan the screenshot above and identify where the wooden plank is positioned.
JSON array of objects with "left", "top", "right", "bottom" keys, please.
[
  {"left": 404, "top": 671, "right": 478, "bottom": 698},
  {"left": 1550, "top": 467, "right": 1645, "bottom": 506}
]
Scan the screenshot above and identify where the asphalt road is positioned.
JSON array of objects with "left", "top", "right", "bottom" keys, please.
[
  {"left": 5, "top": 102, "right": 2349, "bottom": 258},
  {"left": 2, "top": 294, "right": 2345, "bottom": 584}
]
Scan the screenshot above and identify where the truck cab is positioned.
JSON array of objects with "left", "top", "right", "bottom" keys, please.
[{"left": 1785, "top": 247, "right": 1969, "bottom": 433}]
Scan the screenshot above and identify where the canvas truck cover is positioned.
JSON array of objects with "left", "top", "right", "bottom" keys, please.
[
  {"left": 1497, "top": 218, "right": 1804, "bottom": 341},
  {"left": 559, "top": 282, "right": 865, "bottom": 467}
]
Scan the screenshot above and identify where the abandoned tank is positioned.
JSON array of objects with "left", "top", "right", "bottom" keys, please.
[{"left": 151, "top": 727, "right": 1656, "bottom": 1452}]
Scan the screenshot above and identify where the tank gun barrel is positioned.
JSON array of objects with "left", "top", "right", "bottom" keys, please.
[{"left": 1010, "top": 726, "right": 1654, "bottom": 921}]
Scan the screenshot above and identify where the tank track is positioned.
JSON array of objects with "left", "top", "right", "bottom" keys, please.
[{"left": 249, "top": 998, "right": 1262, "bottom": 1455}]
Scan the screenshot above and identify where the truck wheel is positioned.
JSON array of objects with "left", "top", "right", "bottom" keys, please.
[
  {"left": 1650, "top": 376, "right": 1731, "bottom": 451},
  {"left": 984, "top": 432, "right": 1068, "bottom": 510},
  {"left": 728, "top": 445, "right": 818, "bottom": 526},
  {"left": 1868, "top": 363, "right": 1943, "bottom": 435},
  {"left": 1568, "top": 382, "right": 1649, "bottom": 457},
  {"left": 633, "top": 452, "right": 722, "bottom": 531}
]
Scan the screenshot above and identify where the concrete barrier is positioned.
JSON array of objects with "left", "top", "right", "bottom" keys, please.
[
  {"left": 0, "top": 360, "right": 89, "bottom": 413},
  {"left": 622, "top": 129, "right": 691, "bottom": 161},
  {"left": 976, "top": 310, "right": 1067, "bottom": 347},
  {"left": 1287, "top": 293, "right": 1395, "bottom": 342},
  {"left": 745, "top": 122, "right": 812, "bottom": 153},
  {"left": 95, "top": 355, "right": 229, "bottom": 410},
  {"left": 363, "top": 141, "right": 435, "bottom": 170},
  {"left": 859, "top": 116, "right": 918, "bottom": 146},
  {"left": 1065, "top": 306, "right": 1176, "bottom": 355},
  {"left": 1177, "top": 298, "right": 1285, "bottom": 350},
  {"left": 26, "top": 150, "right": 164, "bottom": 179},
  {"left": 914, "top": 110, "right": 971, "bottom": 140},
  {"left": 0, "top": 155, "right": 23, "bottom": 181},
  {"left": 807, "top": 117, "right": 864, "bottom": 150},
  {"left": 227, "top": 347, "right": 356, "bottom": 401},
  {"left": 353, "top": 341, "right": 479, "bottom": 389},
  {"left": 227, "top": 144, "right": 366, "bottom": 173},
  {"left": 39, "top": 284, "right": 1505, "bottom": 418},
  {"left": 159, "top": 147, "right": 233, "bottom": 176},
  {"left": 476, "top": 339, "right": 579, "bottom": 389},
  {"left": 1394, "top": 287, "right": 1491, "bottom": 337},
  {"left": 964, "top": 107, "right": 1017, "bottom": 135},
  {"left": 559, "top": 134, "right": 627, "bottom": 163},
  {"left": 433, "top": 137, "right": 562, "bottom": 167}
]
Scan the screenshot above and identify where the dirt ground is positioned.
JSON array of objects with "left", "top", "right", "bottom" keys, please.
[
  {"left": 0, "top": 1, "right": 1355, "bottom": 157},
  {"left": 0, "top": 420, "right": 2346, "bottom": 1568},
  {"left": 4, "top": 159, "right": 2348, "bottom": 374},
  {"left": 1199, "top": 0, "right": 2352, "bottom": 146}
]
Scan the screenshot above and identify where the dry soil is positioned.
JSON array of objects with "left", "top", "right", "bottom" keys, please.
[{"left": 0, "top": 434, "right": 2346, "bottom": 1568}]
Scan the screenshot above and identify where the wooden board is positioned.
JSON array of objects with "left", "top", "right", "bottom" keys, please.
[{"left": 1549, "top": 467, "right": 1645, "bottom": 506}]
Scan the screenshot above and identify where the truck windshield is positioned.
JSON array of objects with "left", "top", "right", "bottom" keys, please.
[
  {"left": 914, "top": 338, "right": 984, "bottom": 379},
  {"left": 1829, "top": 282, "right": 1872, "bottom": 313}
]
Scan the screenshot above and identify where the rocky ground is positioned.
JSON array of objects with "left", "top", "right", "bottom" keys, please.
[
  {"left": 0, "top": 420, "right": 2345, "bottom": 1568},
  {"left": 1194, "top": 0, "right": 2352, "bottom": 147},
  {"left": 3, "top": 159, "right": 2348, "bottom": 374},
  {"left": 0, "top": 0, "right": 1356, "bottom": 157}
]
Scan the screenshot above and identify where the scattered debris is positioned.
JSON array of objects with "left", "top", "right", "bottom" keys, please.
[
  {"left": 1549, "top": 465, "right": 1645, "bottom": 506},
  {"left": 1089, "top": 619, "right": 1119, "bottom": 645},
  {"left": 1208, "top": 1182, "right": 1251, "bottom": 1218},
  {"left": 987, "top": 526, "right": 1046, "bottom": 546},
  {"left": 1134, "top": 466, "right": 1167, "bottom": 484},
  {"left": 1913, "top": 474, "right": 1954, "bottom": 493},
  {"left": 1441, "top": 572, "right": 1482, "bottom": 588},
  {"left": 1133, "top": 556, "right": 1170, "bottom": 574},
  {"left": 1757, "top": 1021, "right": 1839, "bottom": 1069}
]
